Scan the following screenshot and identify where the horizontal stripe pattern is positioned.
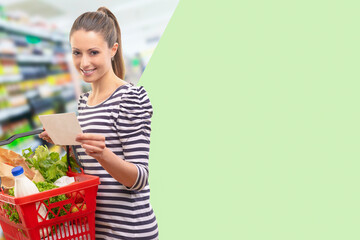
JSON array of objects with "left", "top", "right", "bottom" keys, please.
[{"left": 75, "top": 84, "right": 158, "bottom": 240}]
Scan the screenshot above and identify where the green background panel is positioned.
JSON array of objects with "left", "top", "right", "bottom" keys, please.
[{"left": 140, "top": 0, "right": 360, "bottom": 239}]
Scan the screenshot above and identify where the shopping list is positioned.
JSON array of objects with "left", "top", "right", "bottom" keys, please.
[{"left": 38, "top": 112, "right": 83, "bottom": 145}]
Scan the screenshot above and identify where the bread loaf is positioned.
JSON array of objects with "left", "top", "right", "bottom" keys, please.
[
  {"left": 0, "top": 148, "right": 35, "bottom": 180},
  {"left": 0, "top": 148, "right": 44, "bottom": 189}
]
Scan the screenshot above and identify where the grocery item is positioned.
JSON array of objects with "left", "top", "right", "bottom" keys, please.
[
  {"left": 0, "top": 144, "right": 79, "bottom": 191},
  {"left": 0, "top": 129, "right": 98, "bottom": 239},
  {"left": 11, "top": 166, "right": 47, "bottom": 222},
  {"left": 0, "top": 147, "right": 45, "bottom": 190},
  {"left": 0, "top": 162, "right": 14, "bottom": 188},
  {"left": 54, "top": 176, "right": 75, "bottom": 187},
  {"left": 0, "top": 172, "right": 99, "bottom": 239},
  {"left": 23, "top": 145, "right": 79, "bottom": 183},
  {"left": 0, "top": 147, "right": 34, "bottom": 180}
]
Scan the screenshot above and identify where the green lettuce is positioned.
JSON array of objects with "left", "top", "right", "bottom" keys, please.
[
  {"left": 5, "top": 181, "right": 71, "bottom": 223},
  {"left": 23, "top": 145, "right": 79, "bottom": 183}
]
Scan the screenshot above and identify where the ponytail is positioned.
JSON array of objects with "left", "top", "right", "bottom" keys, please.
[
  {"left": 70, "top": 7, "right": 126, "bottom": 80},
  {"left": 97, "top": 7, "right": 125, "bottom": 80}
]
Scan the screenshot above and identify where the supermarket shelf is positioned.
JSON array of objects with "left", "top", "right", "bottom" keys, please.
[
  {"left": 0, "top": 19, "right": 67, "bottom": 43},
  {"left": 29, "top": 97, "right": 54, "bottom": 114},
  {"left": 16, "top": 54, "right": 53, "bottom": 64},
  {"left": 0, "top": 53, "right": 16, "bottom": 59},
  {"left": 1, "top": 136, "right": 43, "bottom": 154},
  {"left": 0, "top": 104, "right": 30, "bottom": 123},
  {"left": 16, "top": 55, "right": 68, "bottom": 65},
  {"left": 60, "top": 86, "right": 76, "bottom": 101},
  {"left": 25, "top": 89, "right": 39, "bottom": 99},
  {"left": 0, "top": 7, "right": 76, "bottom": 153},
  {"left": 16, "top": 138, "right": 43, "bottom": 153},
  {"left": 0, "top": 74, "right": 23, "bottom": 83}
]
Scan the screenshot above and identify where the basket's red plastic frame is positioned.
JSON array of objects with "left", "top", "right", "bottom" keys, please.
[
  {"left": 0, "top": 171, "right": 99, "bottom": 206},
  {"left": 0, "top": 170, "right": 100, "bottom": 239}
]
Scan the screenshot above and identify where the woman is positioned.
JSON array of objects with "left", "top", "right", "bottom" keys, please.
[{"left": 40, "top": 7, "right": 158, "bottom": 240}]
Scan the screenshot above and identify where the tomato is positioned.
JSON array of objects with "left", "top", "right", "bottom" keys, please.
[{"left": 65, "top": 190, "right": 85, "bottom": 203}]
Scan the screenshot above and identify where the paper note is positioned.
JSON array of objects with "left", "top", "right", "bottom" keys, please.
[{"left": 39, "top": 112, "right": 83, "bottom": 145}]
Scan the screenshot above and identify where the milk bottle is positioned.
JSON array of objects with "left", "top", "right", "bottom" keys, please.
[{"left": 11, "top": 166, "right": 47, "bottom": 222}]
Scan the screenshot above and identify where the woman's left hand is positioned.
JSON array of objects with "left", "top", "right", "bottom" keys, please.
[{"left": 76, "top": 133, "right": 106, "bottom": 159}]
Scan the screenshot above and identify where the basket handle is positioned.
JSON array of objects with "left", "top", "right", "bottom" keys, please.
[
  {"left": 0, "top": 129, "right": 83, "bottom": 170},
  {"left": 0, "top": 129, "right": 44, "bottom": 146}
]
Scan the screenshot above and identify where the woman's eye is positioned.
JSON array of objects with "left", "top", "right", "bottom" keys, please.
[
  {"left": 72, "top": 51, "right": 80, "bottom": 56},
  {"left": 90, "top": 51, "right": 99, "bottom": 55}
]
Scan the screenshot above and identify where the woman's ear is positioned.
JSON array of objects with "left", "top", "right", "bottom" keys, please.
[{"left": 111, "top": 42, "right": 119, "bottom": 57}]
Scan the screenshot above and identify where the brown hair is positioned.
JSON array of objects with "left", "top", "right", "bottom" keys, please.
[{"left": 70, "top": 7, "right": 125, "bottom": 79}]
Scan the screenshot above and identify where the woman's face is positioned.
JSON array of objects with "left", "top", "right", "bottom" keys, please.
[{"left": 70, "top": 30, "right": 117, "bottom": 83}]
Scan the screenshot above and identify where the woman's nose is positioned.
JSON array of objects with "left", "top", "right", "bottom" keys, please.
[{"left": 80, "top": 55, "right": 90, "bottom": 68}]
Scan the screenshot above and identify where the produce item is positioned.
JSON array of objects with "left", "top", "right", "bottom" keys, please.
[
  {"left": 2, "top": 199, "right": 19, "bottom": 223},
  {"left": 11, "top": 166, "right": 47, "bottom": 222},
  {"left": 70, "top": 203, "right": 88, "bottom": 225},
  {"left": 4, "top": 181, "right": 71, "bottom": 224},
  {"left": 23, "top": 145, "right": 79, "bottom": 183},
  {"left": 66, "top": 189, "right": 85, "bottom": 203},
  {"left": 35, "top": 181, "right": 71, "bottom": 219},
  {"left": 1, "top": 145, "right": 83, "bottom": 227},
  {"left": 70, "top": 203, "right": 87, "bottom": 213},
  {"left": 0, "top": 144, "right": 79, "bottom": 188}
]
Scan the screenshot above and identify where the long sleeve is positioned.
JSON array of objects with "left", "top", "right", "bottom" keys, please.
[{"left": 115, "top": 86, "right": 153, "bottom": 191}]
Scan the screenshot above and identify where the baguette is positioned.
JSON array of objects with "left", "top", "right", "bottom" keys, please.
[
  {"left": 0, "top": 162, "right": 14, "bottom": 189},
  {"left": 0, "top": 148, "right": 35, "bottom": 180}
]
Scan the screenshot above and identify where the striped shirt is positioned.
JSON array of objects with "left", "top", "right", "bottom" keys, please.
[{"left": 75, "top": 84, "right": 158, "bottom": 240}]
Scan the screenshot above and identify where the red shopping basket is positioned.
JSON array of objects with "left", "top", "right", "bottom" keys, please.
[{"left": 0, "top": 129, "right": 100, "bottom": 240}]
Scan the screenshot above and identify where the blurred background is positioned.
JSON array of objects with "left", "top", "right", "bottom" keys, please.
[
  {"left": 0, "top": 0, "right": 178, "bottom": 236},
  {"left": 0, "top": 0, "right": 178, "bottom": 150}
]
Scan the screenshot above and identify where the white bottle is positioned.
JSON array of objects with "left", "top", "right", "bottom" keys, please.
[{"left": 11, "top": 166, "right": 47, "bottom": 222}]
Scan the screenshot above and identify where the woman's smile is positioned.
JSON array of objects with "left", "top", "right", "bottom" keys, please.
[
  {"left": 71, "top": 30, "right": 115, "bottom": 82},
  {"left": 66, "top": 7, "right": 158, "bottom": 239},
  {"left": 81, "top": 68, "right": 96, "bottom": 76}
]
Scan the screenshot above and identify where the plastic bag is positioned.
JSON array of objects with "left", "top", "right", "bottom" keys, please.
[{"left": 54, "top": 176, "right": 75, "bottom": 187}]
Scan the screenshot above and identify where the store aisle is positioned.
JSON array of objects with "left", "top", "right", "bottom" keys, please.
[{"left": 0, "top": 1, "right": 178, "bottom": 238}]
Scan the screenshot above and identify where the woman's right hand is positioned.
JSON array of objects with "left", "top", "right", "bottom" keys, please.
[{"left": 39, "top": 129, "right": 54, "bottom": 144}]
